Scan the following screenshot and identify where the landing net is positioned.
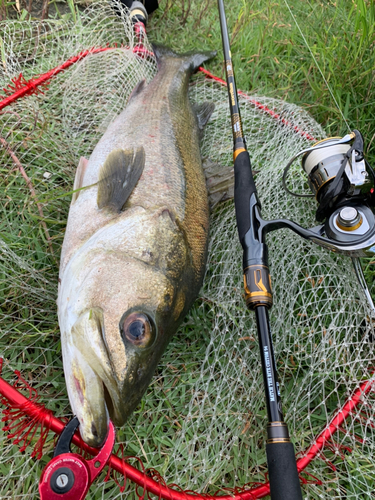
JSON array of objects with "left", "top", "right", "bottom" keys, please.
[{"left": 0, "top": 3, "right": 374, "bottom": 499}]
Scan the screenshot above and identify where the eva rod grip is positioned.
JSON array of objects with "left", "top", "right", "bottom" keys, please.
[
  {"left": 266, "top": 442, "right": 303, "bottom": 500},
  {"left": 234, "top": 150, "right": 257, "bottom": 242}
]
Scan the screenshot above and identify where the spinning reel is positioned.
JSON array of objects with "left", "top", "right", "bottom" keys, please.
[
  {"left": 240, "top": 129, "right": 375, "bottom": 312},
  {"left": 281, "top": 130, "right": 375, "bottom": 257},
  {"left": 279, "top": 129, "right": 375, "bottom": 316}
]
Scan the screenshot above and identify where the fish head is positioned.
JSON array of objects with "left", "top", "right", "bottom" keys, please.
[
  {"left": 98, "top": 253, "right": 181, "bottom": 417},
  {"left": 60, "top": 208, "right": 191, "bottom": 447}
]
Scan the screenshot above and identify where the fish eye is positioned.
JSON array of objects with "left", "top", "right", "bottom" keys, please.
[{"left": 120, "top": 312, "right": 156, "bottom": 348}]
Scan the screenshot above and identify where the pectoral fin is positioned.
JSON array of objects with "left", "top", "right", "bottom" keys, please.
[
  {"left": 72, "top": 157, "right": 89, "bottom": 203},
  {"left": 97, "top": 147, "right": 145, "bottom": 212}
]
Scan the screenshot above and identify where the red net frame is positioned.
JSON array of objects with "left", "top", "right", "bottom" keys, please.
[{"left": 0, "top": 363, "right": 373, "bottom": 499}]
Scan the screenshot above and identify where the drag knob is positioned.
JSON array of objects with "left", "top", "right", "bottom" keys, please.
[{"left": 336, "top": 206, "right": 363, "bottom": 231}]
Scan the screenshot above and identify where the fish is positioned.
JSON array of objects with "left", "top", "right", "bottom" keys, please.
[{"left": 57, "top": 46, "right": 216, "bottom": 447}]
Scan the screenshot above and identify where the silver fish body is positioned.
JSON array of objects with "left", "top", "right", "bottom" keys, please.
[{"left": 57, "top": 46, "right": 215, "bottom": 446}]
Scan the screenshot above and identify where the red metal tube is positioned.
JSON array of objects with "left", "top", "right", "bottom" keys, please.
[{"left": 296, "top": 377, "right": 374, "bottom": 472}]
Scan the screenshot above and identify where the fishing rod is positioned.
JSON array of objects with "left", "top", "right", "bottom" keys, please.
[
  {"left": 217, "top": 2, "right": 302, "bottom": 498},
  {"left": 217, "top": 0, "right": 375, "bottom": 498}
]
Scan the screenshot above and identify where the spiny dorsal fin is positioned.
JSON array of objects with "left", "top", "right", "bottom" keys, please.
[{"left": 97, "top": 147, "right": 145, "bottom": 212}]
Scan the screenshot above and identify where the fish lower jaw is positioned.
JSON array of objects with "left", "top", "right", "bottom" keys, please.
[
  {"left": 102, "top": 381, "right": 126, "bottom": 426},
  {"left": 81, "top": 420, "right": 108, "bottom": 448},
  {"left": 80, "top": 375, "right": 133, "bottom": 444},
  {"left": 71, "top": 378, "right": 120, "bottom": 448},
  {"left": 65, "top": 354, "right": 121, "bottom": 447}
]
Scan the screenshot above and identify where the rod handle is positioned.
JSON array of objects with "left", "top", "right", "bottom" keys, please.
[
  {"left": 234, "top": 149, "right": 257, "bottom": 242},
  {"left": 266, "top": 441, "right": 303, "bottom": 500}
]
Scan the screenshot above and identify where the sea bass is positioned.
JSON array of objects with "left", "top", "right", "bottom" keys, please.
[{"left": 57, "top": 46, "right": 215, "bottom": 447}]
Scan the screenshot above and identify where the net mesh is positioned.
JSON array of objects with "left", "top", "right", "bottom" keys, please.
[{"left": 0, "top": 3, "right": 374, "bottom": 499}]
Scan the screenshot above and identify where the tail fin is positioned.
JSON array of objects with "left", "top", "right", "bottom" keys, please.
[{"left": 152, "top": 44, "right": 216, "bottom": 74}]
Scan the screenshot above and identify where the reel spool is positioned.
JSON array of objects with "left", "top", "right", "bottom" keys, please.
[{"left": 302, "top": 137, "right": 352, "bottom": 204}]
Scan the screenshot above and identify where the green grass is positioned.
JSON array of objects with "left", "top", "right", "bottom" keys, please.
[
  {"left": 3, "top": 0, "right": 375, "bottom": 149},
  {"left": 148, "top": 1, "right": 375, "bottom": 142},
  {"left": 0, "top": 1, "right": 375, "bottom": 499}
]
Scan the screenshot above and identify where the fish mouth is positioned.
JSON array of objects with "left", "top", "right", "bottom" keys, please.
[{"left": 62, "top": 308, "right": 124, "bottom": 447}]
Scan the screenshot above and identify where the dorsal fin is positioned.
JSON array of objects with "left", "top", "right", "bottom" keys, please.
[{"left": 97, "top": 147, "right": 145, "bottom": 212}]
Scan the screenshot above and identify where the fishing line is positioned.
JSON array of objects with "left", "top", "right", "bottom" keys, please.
[
  {"left": 282, "top": 0, "right": 351, "bottom": 132},
  {"left": 281, "top": 0, "right": 375, "bottom": 318}
]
